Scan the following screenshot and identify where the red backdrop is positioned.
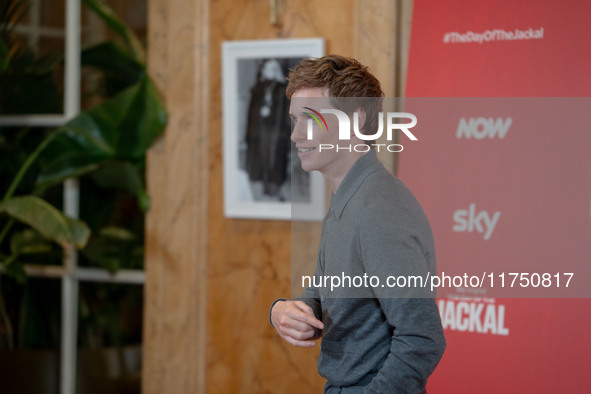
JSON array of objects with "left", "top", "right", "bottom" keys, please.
[{"left": 401, "top": 0, "right": 591, "bottom": 392}]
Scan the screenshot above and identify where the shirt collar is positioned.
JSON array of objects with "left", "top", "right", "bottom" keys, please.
[{"left": 329, "top": 150, "right": 381, "bottom": 219}]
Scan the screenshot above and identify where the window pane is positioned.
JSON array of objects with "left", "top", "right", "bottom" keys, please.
[{"left": 1, "top": 0, "right": 65, "bottom": 115}]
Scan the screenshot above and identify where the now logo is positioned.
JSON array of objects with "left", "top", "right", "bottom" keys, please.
[
  {"left": 453, "top": 203, "right": 501, "bottom": 240},
  {"left": 456, "top": 117, "right": 512, "bottom": 139}
]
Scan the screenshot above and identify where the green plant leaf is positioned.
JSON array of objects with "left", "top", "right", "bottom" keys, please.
[
  {"left": 90, "top": 161, "right": 142, "bottom": 195},
  {"left": 81, "top": 41, "right": 145, "bottom": 96},
  {"left": 81, "top": 227, "right": 135, "bottom": 273},
  {"left": 1, "top": 230, "right": 52, "bottom": 284},
  {"left": 6, "top": 260, "right": 27, "bottom": 284},
  {"left": 37, "top": 75, "right": 166, "bottom": 192},
  {"left": 0, "top": 196, "right": 90, "bottom": 249},
  {"left": 65, "top": 215, "right": 92, "bottom": 250},
  {"left": 10, "top": 229, "right": 53, "bottom": 255},
  {"left": 115, "top": 76, "right": 167, "bottom": 158},
  {"left": 0, "top": 253, "right": 27, "bottom": 284},
  {"left": 81, "top": 0, "right": 145, "bottom": 64},
  {"left": 99, "top": 226, "right": 136, "bottom": 241},
  {"left": 90, "top": 161, "right": 150, "bottom": 211}
]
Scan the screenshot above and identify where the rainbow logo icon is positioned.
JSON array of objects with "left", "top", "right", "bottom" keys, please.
[{"left": 303, "top": 106, "right": 328, "bottom": 131}]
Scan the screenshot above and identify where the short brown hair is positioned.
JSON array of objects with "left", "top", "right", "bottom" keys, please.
[{"left": 286, "top": 54, "right": 384, "bottom": 137}]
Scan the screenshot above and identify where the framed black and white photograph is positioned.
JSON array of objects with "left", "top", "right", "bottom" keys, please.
[{"left": 222, "top": 38, "right": 325, "bottom": 220}]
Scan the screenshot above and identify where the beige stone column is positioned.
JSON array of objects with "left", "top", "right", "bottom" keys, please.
[{"left": 143, "top": 0, "right": 209, "bottom": 392}]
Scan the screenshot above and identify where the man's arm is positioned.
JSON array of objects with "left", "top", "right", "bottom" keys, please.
[
  {"left": 270, "top": 299, "right": 324, "bottom": 347},
  {"left": 270, "top": 259, "right": 324, "bottom": 347},
  {"left": 360, "top": 204, "right": 446, "bottom": 393},
  {"left": 363, "top": 298, "right": 445, "bottom": 393}
]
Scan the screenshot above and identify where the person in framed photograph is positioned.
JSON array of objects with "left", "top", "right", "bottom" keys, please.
[
  {"left": 269, "top": 55, "right": 446, "bottom": 393},
  {"left": 244, "top": 58, "right": 291, "bottom": 198}
]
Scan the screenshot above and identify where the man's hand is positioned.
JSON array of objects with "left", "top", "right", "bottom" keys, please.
[{"left": 271, "top": 300, "right": 324, "bottom": 347}]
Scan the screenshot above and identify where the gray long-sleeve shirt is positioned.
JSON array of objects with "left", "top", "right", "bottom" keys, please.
[{"left": 297, "top": 150, "right": 446, "bottom": 393}]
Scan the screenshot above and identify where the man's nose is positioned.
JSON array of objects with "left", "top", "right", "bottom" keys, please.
[{"left": 290, "top": 121, "right": 306, "bottom": 142}]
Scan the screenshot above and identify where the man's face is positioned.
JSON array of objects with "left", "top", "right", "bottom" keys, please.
[{"left": 289, "top": 87, "right": 349, "bottom": 178}]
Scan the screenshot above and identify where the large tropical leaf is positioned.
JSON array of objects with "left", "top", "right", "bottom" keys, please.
[
  {"left": 82, "top": 0, "right": 145, "bottom": 64},
  {"left": 0, "top": 196, "right": 90, "bottom": 249},
  {"left": 90, "top": 161, "right": 150, "bottom": 211},
  {"left": 81, "top": 226, "right": 142, "bottom": 273},
  {"left": 81, "top": 41, "right": 145, "bottom": 96},
  {"left": 0, "top": 230, "right": 57, "bottom": 282},
  {"left": 37, "top": 75, "right": 166, "bottom": 192},
  {"left": 10, "top": 229, "right": 54, "bottom": 255},
  {"left": 0, "top": 252, "right": 27, "bottom": 283}
]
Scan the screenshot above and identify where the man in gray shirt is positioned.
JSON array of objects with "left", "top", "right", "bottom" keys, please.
[{"left": 270, "top": 55, "right": 445, "bottom": 393}]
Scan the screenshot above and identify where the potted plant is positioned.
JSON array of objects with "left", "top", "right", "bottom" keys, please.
[{"left": 0, "top": 0, "right": 166, "bottom": 392}]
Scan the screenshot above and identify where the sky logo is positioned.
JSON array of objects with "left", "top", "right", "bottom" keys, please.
[{"left": 453, "top": 203, "right": 501, "bottom": 240}]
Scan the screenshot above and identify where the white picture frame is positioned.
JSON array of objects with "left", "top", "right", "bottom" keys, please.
[{"left": 222, "top": 38, "right": 326, "bottom": 221}]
